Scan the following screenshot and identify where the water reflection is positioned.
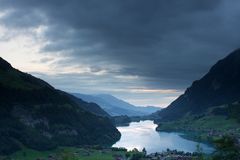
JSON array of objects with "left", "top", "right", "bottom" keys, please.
[{"left": 113, "top": 120, "right": 214, "bottom": 154}]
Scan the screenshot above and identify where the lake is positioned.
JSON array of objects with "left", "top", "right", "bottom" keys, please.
[{"left": 113, "top": 120, "right": 214, "bottom": 154}]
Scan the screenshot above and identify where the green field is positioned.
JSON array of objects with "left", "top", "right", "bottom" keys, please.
[
  {"left": 1, "top": 147, "right": 128, "bottom": 160},
  {"left": 157, "top": 115, "right": 240, "bottom": 142}
]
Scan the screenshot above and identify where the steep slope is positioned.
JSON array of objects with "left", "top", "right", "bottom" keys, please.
[
  {"left": 156, "top": 49, "right": 240, "bottom": 121},
  {"left": 0, "top": 57, "right": 120, "bottom": 155},
  {"left": 73, "top": 93, "right": 161, "bottom": 116},
  {"left": 65, "top": 93, "right": 111, "bottom": 118}
]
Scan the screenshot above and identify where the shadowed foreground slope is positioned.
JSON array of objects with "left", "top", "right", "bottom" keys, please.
[{"left": 0, "top": 57, "right": 120, "bottom": 155}]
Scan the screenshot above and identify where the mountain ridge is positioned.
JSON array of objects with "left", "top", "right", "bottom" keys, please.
[
  {"left": 155, "top": 49, "right": 240, "bottom": 121},
  {"left": 0, "top": 57, "right": 120, "bottom": 155},
  {"left": 73, "top": 93, "right": 161, "bottom": 116}
]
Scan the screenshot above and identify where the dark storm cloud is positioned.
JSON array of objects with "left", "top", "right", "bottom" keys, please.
[{"left": 1, "top": 0, "right": 240, "bottom": 89}]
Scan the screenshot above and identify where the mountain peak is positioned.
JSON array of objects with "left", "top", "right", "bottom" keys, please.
[
  {"left": 157, "top": 48, "right": 240, "bottom": 120},
  {"left": 228, "top": 48, "right": 240, "bottom": 57},
  {"left": 0, "top": 57, "right": 12, "bottom": 70}
]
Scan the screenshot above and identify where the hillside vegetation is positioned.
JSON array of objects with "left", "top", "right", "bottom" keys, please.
[
  {"left": 153, "top": 49, "right": 240, "bottom": 151},
  {"left": 156, "top": 105, "right": 240, "bottom": 142},
  {"left": 0, "top": 57, "right": 120, "bottom": 155}
]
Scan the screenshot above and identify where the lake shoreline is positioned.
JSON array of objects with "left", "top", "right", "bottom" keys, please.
[
  {"left": 155, "top": 128, "right": 214, "bottom": 146},
  {"left": 116, "top": 119, "right": 215, "bottom": 152},
  {"left": 113, "top": 120, "right": 214, "bottom": 154}
]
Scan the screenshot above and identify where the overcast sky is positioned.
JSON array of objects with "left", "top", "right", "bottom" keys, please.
[{"left": 0, "top": 0, "right": 240, "bottom": 107}]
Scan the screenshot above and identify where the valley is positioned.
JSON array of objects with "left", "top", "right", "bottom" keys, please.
[
  {"left": 1, "top": 49, "right": 240, "bottom": 159},
  {"left": 1, "top": 1, "right": 240, "bottom": 159}
]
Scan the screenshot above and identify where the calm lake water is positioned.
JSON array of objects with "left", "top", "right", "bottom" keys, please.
[{"left": 113, "top": 120, "right": 214, "bottom": 154}]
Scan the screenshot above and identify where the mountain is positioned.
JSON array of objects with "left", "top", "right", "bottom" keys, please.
[
  {"left": 137, "top": 106, "right": 163, "bottom": 115},
  {"left": 66, "top": 93, "right": 111, "bottom": 118},
  {"left": 0, "top": 57, "right": 120, "bottom": 155},
  {"left": 73, "top": 93, "right": 161, "bottom": 116},
  {"left": 155, "top": 49, "right": 240, "bottom": 121}
]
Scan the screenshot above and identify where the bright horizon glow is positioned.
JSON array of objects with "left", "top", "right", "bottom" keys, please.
[
  {"left": 0, "top": 9, "right": 184, "bottom": 108},
  {"left": 1, "top": 0, "right": 240, "bottom": 107}
]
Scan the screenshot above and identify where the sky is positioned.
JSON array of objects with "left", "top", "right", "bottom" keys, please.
[{"left": 0, "top": 0, "right": 240, "bottom": 107}]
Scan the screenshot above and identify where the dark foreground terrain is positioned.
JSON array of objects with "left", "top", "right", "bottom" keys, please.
[{"left": 0, "top": 57, "right": 120, "bottom": 155}]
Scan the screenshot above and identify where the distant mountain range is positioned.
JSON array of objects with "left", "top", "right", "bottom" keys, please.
[
  {"left": 154, "top": 49, "right": 240, "bottom": 121},
  {"left": 73, "top": 93, "right": 161, "bottom": 116},
  {"left": 0, "top": 57, "right": 120, "bottom": 155}
]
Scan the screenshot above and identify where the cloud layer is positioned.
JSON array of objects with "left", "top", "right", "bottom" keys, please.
[{"left": 1, "top": 0, "right": 240, "bottom": 106}]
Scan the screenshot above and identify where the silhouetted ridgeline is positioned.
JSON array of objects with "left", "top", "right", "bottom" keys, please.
[
  {"left": 0, "top": 57, "right": 120, "bottom": 155},
  {"left": 73, "top": 93, "right": 161, "bottom": 116},
  {"left": 154, "top": 49, "right": 240, "bottom": 121}
]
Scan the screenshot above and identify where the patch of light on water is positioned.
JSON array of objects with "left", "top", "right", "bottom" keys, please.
[{"left": 113, "top": 120, "right": 214, "bottom": 154}]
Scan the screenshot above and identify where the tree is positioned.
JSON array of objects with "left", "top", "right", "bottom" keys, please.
[
  {"left": 195, "top": 144, "right": 204, "bottom": 160},
  {"left": 132, "top": 148, "right": 139, "bottom": 152},
  {"left": 142, "top": 148, "right": 147, "bottom": 156},
  {"left": 212, "top": 136, "right": 240, "bottom": 160},
  {"left": 22, "top": 151, "right": 27, "bottom": 157},
  {"left": 125, "top": 152, "right": 131, "bottom": 159},
  {"left": 131, "top": 153, "right": 143, "bottom": 160}
]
